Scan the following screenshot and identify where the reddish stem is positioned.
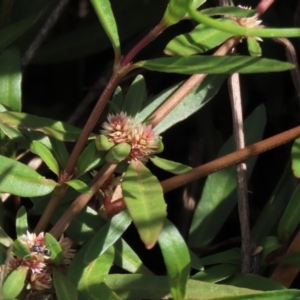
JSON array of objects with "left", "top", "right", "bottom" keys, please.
[
  {"left": 255, "top": 0, "right": 275, "bottom": 16},
  {"left": 121, "top": 22, "right": 166, "bottom": 67},
  {"left": 64, "top": 72, "right": 121, "bottom": 175}
]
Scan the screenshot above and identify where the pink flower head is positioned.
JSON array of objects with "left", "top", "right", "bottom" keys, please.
[{"left": 101, "top": 112, "right": 160, "bottom": 161}]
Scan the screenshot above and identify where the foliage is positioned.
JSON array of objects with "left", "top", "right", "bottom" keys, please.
[{"left": 0, "top": 0, "right": 300, "bottom": 299}]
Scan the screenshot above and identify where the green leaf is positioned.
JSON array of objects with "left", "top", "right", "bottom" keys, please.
[
  {"left": 223, "top": 273, "right": 286, "bottom": 291},
  {"left": 187, "top": 6, "right": 300, "bottom": 38},
  {"left": 33, "top": 1, "right": 167, "bottom": 63},
  {"left": 122, "top": 161, "right": 167, "bottom": 249},
  {"left": 66, "top": 179, "right": 91, "bottom": 194},
  {"left": 136, "top": 75, "right": 226, "bottom": 134},
  {"left": 260, "top": 236, "right": 282, "bottom": 264},
  {"left": 108, "top": 86, "right": 123, "bottom": 114},
  {"left": 15, "top": 206, "right": 28, "bottom": 238},
  {"left": 48, "top": 205, "right": 106, "bottom": 245},
  {"left": 201, "top": 6, "right": 256, "bottom": 17},
  {"left": 150, "top": 156, "right": 192, "bottom": 174},
  {"left": 278, "top": 184, "right": 300, "bottom": 242},
  {"left": 137, "top": 56, "right": 294, "bottom": 74},
  {"left": 95, "top": 135, "right": 115, "bottom": 152},
  {"left": 165, "top": 19, "right": 234, "bottom": 56},
  {"left": 77, "top": 141, "right": 106, "bottom": 177},
  {"left": 103, "top": 275, "right": 282, "bottom": 299},
  {"left": 105, "top": 142, "right": 131, "bottom": 163},
  {"left": 90, "top": 0, "right": 120, "bottom": 57},
  {"left": 276, "top": 252, "right": 300, "bottom": 268},
  {"left": 77, "top": 247, "right": 115, "bottom": 297},
  {"left": 0, "top": 111, "right": 83, "bottom": 141},
  {"left": 122, "top": 75, "right": 146, "bottom": 117},
  {"left": 158, "top": 219, "right": 190, "bottom": 300},
  {"left": 161, "top": 0, "right": 188, "bottom": 27},
  {"left": 189, "top": 105, "right": 266, "bottom": 248},
  {"left": 192, "top": 264, "right": 240, "bottom": 282},
  {"left": 247, "top": 38, "right": 262, "bottom": 57},
  {"left": 44, "top": 233, "right": 64, "bottom": 266},
  {"left": 77, "top": 247, "right": 114, "bottom": 291},
  {"left": 251, "top": 162, "right": 295, "bottom": 243},
  {"left": 0, "top": 122, "right": 22, "bottom": 139},
  {"left": 53, "top": 268, "right": 78, "bottom": 300},
  {"left": 0, "top": 154, "right": 56, "bottom": 197},
  {"left": 49, "top": 137, "right": 69, "bottom": 170},
  {"left": 12, "top": 239, "right": 30, "bottom": 258},
  {"left": 0, "top": 48, "right": 21, "bottom": 112},
  {"left": 191, "top": 0, "right": 206, "bottom": 10},
  {"left": 2, "top": 266, "right": 28, "bottom": 299},
  {"left": 84, "top": 211, "right": 132, "bottom": 264},
  {"left": 31, "top": 140, "right": 60, "bottom": 175},
  {"left": 291, "top": 137, "right": 300, "bottom": 178},
  {"left": 201, "top": 248, "right": 241, "bottom": 265},
  {"left": 189, "top": 250, "right": 204, "bottom": 271},
  {"left": 114, "top": 238, "right": 152, "bottom": 274},
  {"left": 0, "top": 16, "right": 36, "bottom": 51}
]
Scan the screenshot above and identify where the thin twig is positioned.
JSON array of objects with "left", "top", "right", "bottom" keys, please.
[
  {"left": 34, "top": 184, "right": 68, "bottom": 234},
  {"left": 161, "top": 125, "right": 300, "bottom": 193},
  {"left": 50, "top": 163, "right": 117, "bottom": 238},
  {"left": 22, "top": 0, "right": 70, "bottom": 66},
  {"left": 228, "top": 73, "right": 251, "bottom": 273},
  {"left": 255, "top": 0, "right": 276, "bottom": 16},
  {"left": 150, "top": 37, "right": 240, "bottom": 127}
]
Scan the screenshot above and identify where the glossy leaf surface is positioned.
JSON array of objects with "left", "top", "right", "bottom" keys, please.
[
  {"left": 103, "top": 275, "right": 288, "bottom": 299},
  {"left": 77, "top": 141, "right": 106, "bottom": 177},
  {"left": 122, "top": 161, "right": 167, "bottom": 249},
  {"left": 31, "top": 140, "right": 60, "bottom": 175},
  {"left": 137, "top": 56, "right": 294, "bottom": 74},
  {"left": 114, "top": 238, "right": 152, "bottom": 274},
  {"left": 161, "top": 0, "right": 188, "bottom": 27},
  {"left": 2, "top": 266, "right": 28, "bottom": 299},
  {"left": 122, "top": 75, "right": 146, "bottom": 117},
  {"left": 0, "top": 154, "right": 56, "bottom": 197},
  {"left": 136, "top": 75, "right": 226, "bottom": 134},
  {"left": 66, "top": 179, "right": 91, "bottom": 194},
  {"left": 165, "top": 19, "right": 234, "bottom": 56},
  {"left": 105, "top": 143, "right": 131, "bottom": 163},
  {"left": 15, "top": 206, "right": 28, "bottom": 238},
  {"left": 278, "top": 184, "right": 300, "bottom": 242},
  {"left": 53, "top": 268, "right": 78, "bottom": 300},
  {"left": 0, "top": 48, "right": 22, "bottom": 112},
  {"left": 45, "top": 233, "right": 64, "bottom": 266},
  {"left": 291, "top": 137, "right": 300, "bottom": 178},
  {"left": 84, "top": 211, "right": 132, "bottom": 264},
  {"left": 251, "top": 162, "right": 295, "bottom": 243},
  {"left": 192, "top": 264, "right": 240, "bottom": 282},
  {"left": 0, "top": 111, "right": 83, "bottom": 141},
  {"left": 150, "top": 156, "right": 192, "bottom": 174},
  {"left": 189, "top": 105, "right": 266, "bottom": 247},
  {"left": 158, "top": 219, "right": 190, "bottom": 300},
  {"left": 90, "top": 0, "right": 120, "bottom": 56},
  {"left": 201, "top": 248, "right": 241, "bottom": 266}
]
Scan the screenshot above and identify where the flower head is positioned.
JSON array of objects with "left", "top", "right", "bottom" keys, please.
[
  {"left": 0, "top": 232, "right": 75, "bottom": 296},
  {"left": 101, "top": 112, "right": 160, "bottom": 161},
  {"left": 229, "top": 6, "right": 263, "bottom": 41}
]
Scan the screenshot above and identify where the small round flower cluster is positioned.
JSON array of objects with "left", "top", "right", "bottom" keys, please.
[
  {"left": 101, "top": 112, "right": 160, "bottom": 161},
  {"left": 230, "top": 6, "right": 263, "bottom": 41},
  {"left": 1, "top": 232, "right": 75, "bottom": 297}
]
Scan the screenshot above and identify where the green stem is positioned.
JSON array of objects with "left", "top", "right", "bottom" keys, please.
[{"left": 188, "top": 5, "right": 300, "bottom": 38}]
